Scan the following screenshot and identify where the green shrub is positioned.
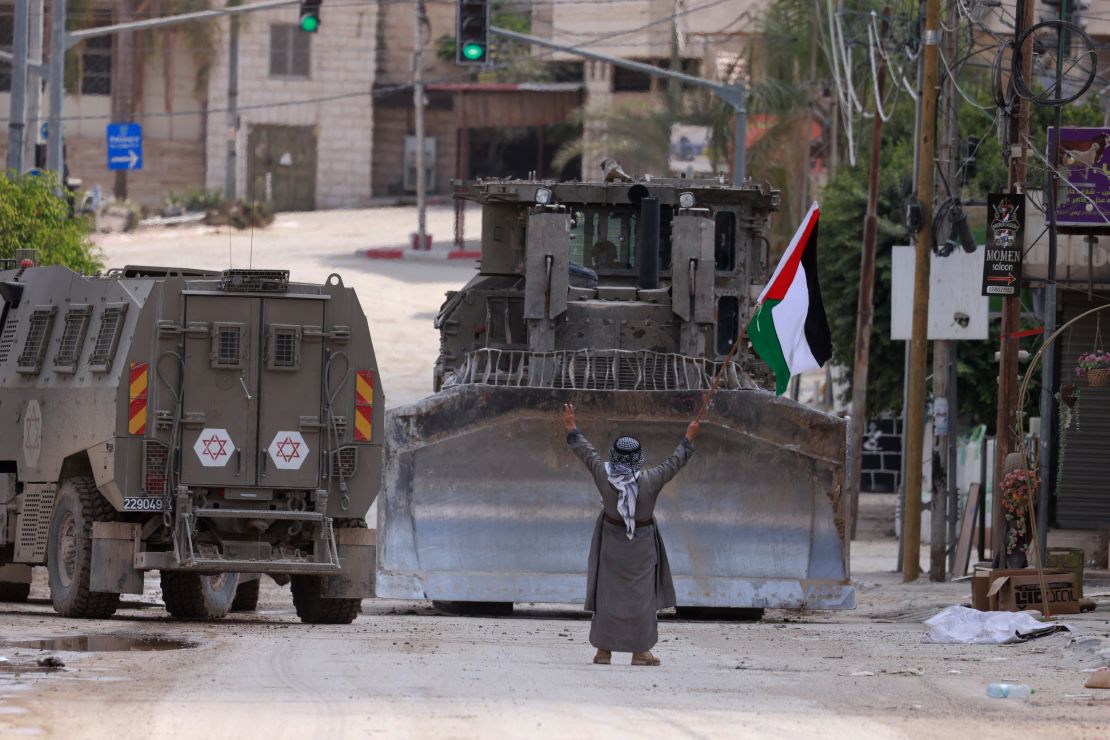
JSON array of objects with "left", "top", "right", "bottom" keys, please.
[{"left": 0, "top": 171, "right": 102, "bottom": 274}]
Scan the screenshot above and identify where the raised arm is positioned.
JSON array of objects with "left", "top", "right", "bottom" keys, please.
[
  {"left": 563, "top": 403, "right": 605, "bottom": 479},
  {"left": 643, "top": 420, "right": 700, "bottom": 487}
]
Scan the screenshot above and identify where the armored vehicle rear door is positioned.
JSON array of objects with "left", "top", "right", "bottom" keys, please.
[
  {"left": 181, "top": 296, "right": 260, "bottom": 486},
  {"left": 256, "top": 298, "right": 324, "bottom": 489}
]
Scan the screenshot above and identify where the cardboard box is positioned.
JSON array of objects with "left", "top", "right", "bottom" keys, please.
[
  {"left": 970, "top": 567, "right": 1079, "bottom": 614},
  {"left": 985, "top": 569, "right": 1081, "bottom": 615}
]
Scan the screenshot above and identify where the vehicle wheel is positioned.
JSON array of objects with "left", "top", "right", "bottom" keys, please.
[
  {"left": 291, "top": 576, "right": 361, "bottom": 624},
  {"left": 161, "top": 571, "right": 239, "bottom": 620},
  {"left": 47, "top": 476, "right": 121, "bottom": 618},
  {"left": 0, "top": 581, "right": 31, "bottom": 602},
  {"left": 230, "top": 578, "right": 261, "bottom": 612},
  {"left": 432, "top": 601, "right": 514, "bottom": 617}
]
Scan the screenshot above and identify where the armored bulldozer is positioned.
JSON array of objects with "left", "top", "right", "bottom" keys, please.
[
  {"left": 376, "top": 176, "right": 853, "bottom": 614},
  {"left": 0, "top": 264, "right": 382, "bottom": 622}
]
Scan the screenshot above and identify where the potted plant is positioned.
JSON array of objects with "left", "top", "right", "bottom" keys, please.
[
  {"left": 1000, "top": 467, "right": 1039, "bottom": 556},
  {"left": 1076, "top": 350, "right": 1110, "bottom": 387}
]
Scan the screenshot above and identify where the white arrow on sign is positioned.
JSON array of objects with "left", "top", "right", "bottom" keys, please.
[{"left": 109, "top": 149, "right": 140, "bottom": 170}]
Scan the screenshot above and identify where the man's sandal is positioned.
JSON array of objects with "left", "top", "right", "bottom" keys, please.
[
  {"left": 631, "top": 651, "right": 661, "bottom": 666},
  {"left": 593, "top": 649, "right": 612, "bottom": 665}
]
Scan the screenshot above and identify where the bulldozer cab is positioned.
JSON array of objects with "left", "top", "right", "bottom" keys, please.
[{"left": 180, "top": 286, "right": 324, "bottom": 490}]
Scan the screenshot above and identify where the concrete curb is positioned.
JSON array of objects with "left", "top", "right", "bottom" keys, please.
[{"left": 363, "top": 246, "right": 481, "bottom": 261}]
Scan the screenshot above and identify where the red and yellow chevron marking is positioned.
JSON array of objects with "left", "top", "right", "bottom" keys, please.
[
  {"left": 128, "top": 362, "right": 149, "bottom": 436},
  {"left": 354, "top": 370, "right": 374, "bottom": 442}
]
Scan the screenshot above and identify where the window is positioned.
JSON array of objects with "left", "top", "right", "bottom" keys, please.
[
  {"left": 0, "top": 5, "right": 12, "bottom": 93},
  {"left": 267, "top": 324, "right": 301, "bottom": 370},
  {"left": 716, "top": 296, "right": 739, "bottom": 356},
  {"left": 269, "top": 24, "right": 311, "bottom": 78},
  {"left": 89, "top": 304, "right": 128, "bottom": 372},
  {"left": 211, "top": 323, "right": 245, "bottom": 368},
  {"left": 568, "top": 208, "right": 638, "bottom": 272},
  {"left": 612, "top": 65, "right": 652, "bottom": 92},
  {"left": 81, "top": 11, "right": 113, "bottom": 96},
  {"left": 714, "top": 211, "right": 736, "bottom": 272},
  {"left": 53, "top": 305, "right": 92, "bottom": 373},
  {"left": 17, "top": 306, "right": 57, "bottom": 374}
]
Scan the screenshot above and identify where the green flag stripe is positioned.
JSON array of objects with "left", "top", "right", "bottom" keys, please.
[{"left": 747, "top": 299, "right": 791, "bottom": 395}]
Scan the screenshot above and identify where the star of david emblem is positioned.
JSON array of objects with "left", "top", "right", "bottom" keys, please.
[
  {"left": 202, "top": 434, "right": 229, "bottom": 461},
  {"left": 193, "top": 428, "right": 235, "bottom": 467},
  {"left": 275, "top": 436, "right": 301, "bottom": 463},
  {"left": 267, "top": 431, "right": 308, "bottom": 470}
]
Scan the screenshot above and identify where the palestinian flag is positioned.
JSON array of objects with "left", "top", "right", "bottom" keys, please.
[{"left": 747, "top": 202, "right": 832, "bottom": 395}]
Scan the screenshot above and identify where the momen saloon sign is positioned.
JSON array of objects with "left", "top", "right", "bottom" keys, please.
[{"left": 982, "top": 193, "right": 1024, "bottom": 297}]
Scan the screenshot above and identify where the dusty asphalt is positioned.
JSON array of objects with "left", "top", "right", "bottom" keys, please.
[{"left": 0, "top": 212, "right": 1106, "bottom": 738}]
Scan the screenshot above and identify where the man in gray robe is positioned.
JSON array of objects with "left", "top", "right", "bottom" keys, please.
[{"left": 562, "top": 403, "right": 699, "bottom": 666}]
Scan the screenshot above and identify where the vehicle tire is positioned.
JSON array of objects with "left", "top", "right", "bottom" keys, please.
[
  {"left": 160, "top": 571, "right": 240, "bottom": 620},
  {"left": 47, "top": 476, "right": 121, "bottom": 619},
  {"left": 291, "top": 576, "right": 361, "bottom": 624},
  {"left": 0, "top": 581, "right": 31, "bottom": 602},
  {"left": 230, "top": 578, "right": 261, "bottom": 612},
  {"left": 432, "top": 601, "right": 514, "bottom": 617}
]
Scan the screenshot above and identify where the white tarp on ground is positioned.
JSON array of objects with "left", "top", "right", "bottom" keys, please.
[{"left": 923, "top": 605, "right": 1074, "bottom": 644}]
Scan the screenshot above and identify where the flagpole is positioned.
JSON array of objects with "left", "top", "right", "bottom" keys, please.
[{"left": 693, "top": 333, "right": 744, "bottom": 425}]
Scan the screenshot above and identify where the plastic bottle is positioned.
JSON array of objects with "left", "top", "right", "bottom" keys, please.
[{"left": 986, "top": 683, "right": 1034, "bottom": 698}]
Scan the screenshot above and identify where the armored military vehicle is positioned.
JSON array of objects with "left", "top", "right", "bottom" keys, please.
[
  {"left": 376, "top": 175, "right": 853, "bottom": 615},
  {"left": 0, "top": 264, "right": 382, "bottom": 622}
]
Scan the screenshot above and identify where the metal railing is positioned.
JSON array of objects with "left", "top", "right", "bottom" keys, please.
[{"left": 443, "top": 348, "right": 755, "bottom": 392}]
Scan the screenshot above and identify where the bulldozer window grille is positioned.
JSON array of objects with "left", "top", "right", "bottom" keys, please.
[
  {"left": 268, "top": 325, "right": 301, "bottom": 370},
  {"left": 212, "top": 324, "right": 245, "bottom": 368},
  {"left": 17, "top": 306, "right": 57, "bottom": 374},
  {"left": 53, "top": 305, "right": 92, "bottom": 373},
  {"left": 716, "top": 296, "right": 740, "bottom": 356},
  {"left": 714, "top": 212, "right": 737, "bottom": 272},
  {"left": 569, "top": 208, "right": 638, "bottom": 272},
  {"left": 485, "top": 297, "right": 527, "bottom": 348},
  {"left": 89, "top": 304, "right": 128, "bottom": 372}
]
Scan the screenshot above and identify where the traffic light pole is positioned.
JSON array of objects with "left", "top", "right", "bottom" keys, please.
[
  {"left": 414, "top": 0, "right": 428, "bottom": 249},
  {"left": 5, "top": 0, "right": 30, "bottom": 174},
  {"left": 490, "top": 26, "right": 746, "bottom": 184}
]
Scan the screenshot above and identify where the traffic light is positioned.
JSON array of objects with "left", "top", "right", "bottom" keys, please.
[
  {"left": 456, "top": 0, "right": 490, "bottom": 66},
  {"left": 299, "top": 0, "right": 322, "bottom": 33}
]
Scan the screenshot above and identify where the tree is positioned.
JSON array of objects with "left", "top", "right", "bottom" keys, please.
[{"left": 0, "top": 173, "right": 102, "bottom": 274}]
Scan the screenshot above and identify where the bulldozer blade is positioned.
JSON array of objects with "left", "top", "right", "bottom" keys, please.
[{"left": 376, "top": 386, "right": 854, "bottom": 610}]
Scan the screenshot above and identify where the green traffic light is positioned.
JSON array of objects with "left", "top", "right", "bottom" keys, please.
[
  {"left": 462, "top": 42, "right": 485, "bottom": 61},
  {"left": 300, "top": 15, "right": 320, "bottom": 32}
]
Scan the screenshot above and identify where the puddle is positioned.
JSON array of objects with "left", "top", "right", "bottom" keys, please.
[{"left": 5, "top": 635, "right": 196, "bottom": 653}]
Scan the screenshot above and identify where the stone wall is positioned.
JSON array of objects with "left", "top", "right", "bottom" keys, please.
[{"left": 205, "top": 4, "right": 379, "bottom": 210}]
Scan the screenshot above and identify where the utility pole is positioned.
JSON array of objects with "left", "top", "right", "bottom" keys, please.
[
  {"left": 46, "top": 0, "right": 64, "bottom": 182},
  {"left": 848, "top": 7, "right": 889, "bottom": 540},
  {"left": 23, "top": 0, "right": 43, "bottom": 171},
  {"left": 994, "top": 0, "right": 1034, "bottom": 563},
  {"left": 112, "top": 0, "right": 137, "bottom": 200},
  {"left": 902, "top": 0, "right": 941, "bottom": 583},
  {"left": 225, "top": 3, "right": 241, "bottom": 201},
  {"left": 413, "top": 0, "right": 428, "bottom": 249},
  {"left": 6, "top": 0, "right": 30, "bottom": 174},
  {"left": 1037, "top": 0, "right": 1068, "bottom": 560},
  {"left": 930, "top": 0, "right": 960, "bottom": 582}
]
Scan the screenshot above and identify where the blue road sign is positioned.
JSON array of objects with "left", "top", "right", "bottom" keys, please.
[
  {"left": 106, "top": 123, "right": 143, "bottom": 171},
  {"left": 40, "top": 122, "right": 48, "bottom": 141}
]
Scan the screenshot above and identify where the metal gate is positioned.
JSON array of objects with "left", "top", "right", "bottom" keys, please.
[
  {"left": 181, "top": 296, "right": 324, "bottom": 489},
  {"left": 1055, "top": 292, "right": 1110, "bottom": 529},
  {"left": 247, "top": 124, "right": 317, "bottom": 212}
]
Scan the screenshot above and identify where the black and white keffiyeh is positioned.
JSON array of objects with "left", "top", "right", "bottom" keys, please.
[{"left": 605, "top": 436, "right": 644, "bottom": 539}]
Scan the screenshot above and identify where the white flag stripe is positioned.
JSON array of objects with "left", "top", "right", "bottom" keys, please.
[
  {"left": 756, "top": 200, "right": 820, "bottom": 305},
  {"left": 773, "top": 263, "right": 821, "bottom": 375}
]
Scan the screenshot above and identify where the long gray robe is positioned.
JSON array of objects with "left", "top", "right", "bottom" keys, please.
[{"left": 567, "top": 431, "right": 694, "bottom": 653}]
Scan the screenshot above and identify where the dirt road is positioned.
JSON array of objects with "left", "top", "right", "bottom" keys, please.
[{"left": 2, "top": 545, "right": 1107, "bottom": 739}]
